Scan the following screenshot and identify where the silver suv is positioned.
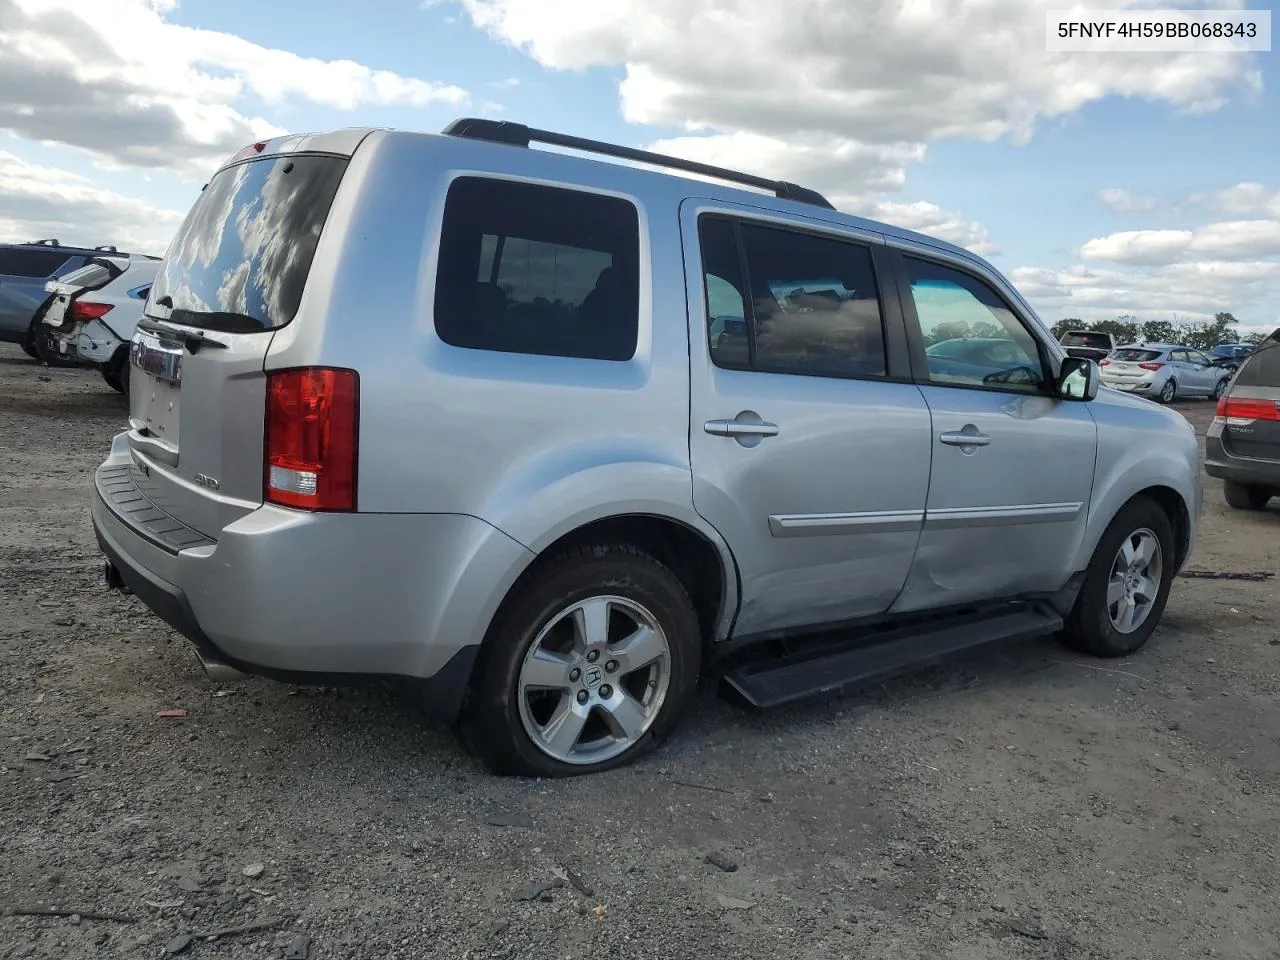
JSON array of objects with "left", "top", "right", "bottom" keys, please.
[{"left": 94, "top": 119, "right": 1202, "bottom": 777}]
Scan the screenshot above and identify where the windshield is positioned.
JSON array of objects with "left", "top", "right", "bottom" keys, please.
[{"left": 148, "top": 154, "right": 348, "bottom": 332}]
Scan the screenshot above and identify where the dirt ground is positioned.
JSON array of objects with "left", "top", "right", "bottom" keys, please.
[{"left": 1, "top": 342, "right": 1278, "bottom": 960}]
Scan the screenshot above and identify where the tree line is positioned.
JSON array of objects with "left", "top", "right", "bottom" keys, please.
[{"left": 1046, "top": 312, "right": 1270, "bottom": 351}]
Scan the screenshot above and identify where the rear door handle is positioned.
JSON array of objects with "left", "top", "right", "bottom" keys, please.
[
  {"left": 704, "top": 419, "right": 779, "bottom": 438},
  {"left": 940, "top": 430, "right": 991, "bottom": 447}
]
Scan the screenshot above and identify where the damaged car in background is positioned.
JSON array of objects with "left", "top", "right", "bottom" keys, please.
[{"left": 40, "top": 252, "right": 161, "bottom": 394}]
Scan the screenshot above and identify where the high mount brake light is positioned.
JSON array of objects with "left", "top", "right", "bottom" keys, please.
[{"left": 264, "top": 368, "right": 359, "bottom": 511}]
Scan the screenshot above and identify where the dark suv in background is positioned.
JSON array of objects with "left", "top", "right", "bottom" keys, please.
[
  {"left": 0, "top": 240, "right": 135, "bottom": 358},
  {"left": 1206, "top": 330, "right": 1280, "bottom": 510}
]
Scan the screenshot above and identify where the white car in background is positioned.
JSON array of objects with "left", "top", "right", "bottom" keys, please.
[
  {"left": 40, "top": 254, "right": 161, "bottom": 394},
  {"left": 1099, "top": 343, "right": 1232, "bottom": 404}
]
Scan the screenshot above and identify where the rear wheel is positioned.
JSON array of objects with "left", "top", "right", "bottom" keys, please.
[
  {"left": 103, "top": 348, "right": 129, "bottom": 396},
  {"left": 459, "top": 543, "right": 701, "bottom": 777},
  {"left": 1224, "top": 481, "right": 1273, "bottom": 511},
  {"left": 1158, "top": 379, "right": 1177, "bottom": 403},
  {"left": 1061, "top": 497, "right": 1175, "bottom": 658}
]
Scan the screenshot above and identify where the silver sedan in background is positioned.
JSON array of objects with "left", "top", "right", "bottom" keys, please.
[{"left": 1099, "top": 343, "right": 1232, "bottom": 403}]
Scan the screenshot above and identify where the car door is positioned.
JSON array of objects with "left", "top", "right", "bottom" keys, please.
[
  {"left": 883, "top": 247, "right": 1099, "bottom": 614},
  {"left": 1185, "top": 349, "right": 1219, "bottom": 393},
  {"left": 681, "top": 202, "right": 933, "bottom": 639}
]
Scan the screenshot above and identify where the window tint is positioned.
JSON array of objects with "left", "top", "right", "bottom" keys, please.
[
  {"left": 150, "top": 155, "right": 349, "bottom": 332},
  {"left": 903, "top": 257, "right": 1045, "bottom": 394},
  {"left": 1169, "top": 350, "right": 1188, "bottom": 363},
  {"left": 1233, "top": 337, "right": 1280, "bottom": 388},
  {"left": 435, "top": 177, "right": 640, "bottom": 361},
  {"left": 0, "top": 249, "right": 72, "bottom": 278},
  {"left": 698, "top": 217, "right": 886, "bottom": 378},
  {"left": 699, "top": 217, "right": 750, "bottom": 369},
  {"left": 1187, "top": 350, "right": 1211, "bottom": 365}
]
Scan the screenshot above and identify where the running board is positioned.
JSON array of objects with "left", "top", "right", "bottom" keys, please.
[{"left": 722, "top": 607, "right": 1063, "bottom": 710}]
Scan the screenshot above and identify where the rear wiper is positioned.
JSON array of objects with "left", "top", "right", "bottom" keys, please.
[{"left": 138, "top": 315, "right": 229, "bottom": 350}]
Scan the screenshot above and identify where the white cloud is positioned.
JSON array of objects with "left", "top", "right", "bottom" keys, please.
[
  {"left": 1080, "top": 220, "right": 1280, "bottom": 265},
  {"left": 1010, "top": 260, "right": 1280, "bottom": 330},
  {"left": 0, "top": 0, "right": 468, "bottom": 177},
  {"left": 858, "top": 200, "right": 999, "bottom": 257},
  {"left": 448, "top": 0, "right": 1259, "bottom": 203},
  {"left": 0, "top": 150, "right": 183, "bottom": 253},
  {"left": 1198, "top": 182, "right": 1280, "bottom": 217},
  {"left": 1097, "top": 188, "right": 1157, "bottom": 213}
]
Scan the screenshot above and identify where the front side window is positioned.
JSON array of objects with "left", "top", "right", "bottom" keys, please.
[
  {"left": 435, "top": 177, "right": 640, "bottom": 362},
  {"left": 904, "top": 257, "right": 1046, "bottom": 394},
  {"left": 698, "top": 215, "right": 887, "bottom": 379}
]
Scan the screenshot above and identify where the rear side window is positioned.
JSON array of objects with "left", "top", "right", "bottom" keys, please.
[
  {"left": 149, "top": 155, "right": 349, "bottom": 332},
  {"left": 698, "top": 215, "right": 887, "bottom": 379},
  {"left": 0, "top": 249, "right": 72, "bottom": 278},
  {"left": 1233, "top": 337, "right": 1280, "bottom": 387},
  {"left": 434, "top": 177, "right": 640, "bottom": 361}
]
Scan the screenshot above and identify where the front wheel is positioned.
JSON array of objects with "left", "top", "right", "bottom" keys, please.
[
  {"left": 1060, "top": 497, "right": 1175, "bottom": 658},
  {"left": 1158, "top": 378, "right": 1177, "bottom": 403},
  {"left": 1211, "top": 376, "right": 1229, "bottom": 401},
  {"left": 459, "top": 544, "right": 701, "bottom": 777}
]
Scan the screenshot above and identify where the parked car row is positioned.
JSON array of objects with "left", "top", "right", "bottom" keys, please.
[
  {"left": 0, "top": 238, "right": 160, "bottom": 390},
  {"left": 1205, "top": 329, "right": 1280, "bottom": 512}
]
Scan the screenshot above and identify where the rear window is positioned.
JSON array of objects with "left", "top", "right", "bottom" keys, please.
[
  {"left": 434, "top": 176, "right": 640, "bottom": 361},
  {"left": 1110, "top": 348, "right": 1162, "bottom": 362},
  {"left": 1061, "top": 332, "right": 1111, "bottom": 349},
  {"left": 1233, "top": 336, "right": 1280, "bottom": 388},
  {"left": 0, "top": 249, "right": 73, "bottom": 278},
  {"left": 148, "top": 155, "right": 349, "bottom": 332}
]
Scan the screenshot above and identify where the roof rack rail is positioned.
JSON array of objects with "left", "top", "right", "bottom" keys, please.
[
  {"left": 441, "top": 117, "right": 835, "bottom": 211},
  {"left": 94, "top": 244, "right": 118, "bottom": 253},
  {"left": 30, "top": 238, "right": 61, "bottom": 247}
]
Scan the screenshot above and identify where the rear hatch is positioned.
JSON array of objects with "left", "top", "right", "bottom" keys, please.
[
  {"left": 43, "top": 257, "right": 128, "bottom": 332},
  {"left": 1218, "top": 336, "right": 1280, "bottom": 463},
  {"left": 125, "top": 148, "right": 350, "bottom": 540},
  {"left": 1102, "top": 348, "right": 1163, "bottom": 381}
]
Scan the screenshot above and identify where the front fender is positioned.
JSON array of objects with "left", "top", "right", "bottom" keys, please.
[
  {"left": 478, "top": 452, "right": 740, "bottom": 641},
  {"left": 1074, "top": 400, "right": 1201, "bottom": 571}
]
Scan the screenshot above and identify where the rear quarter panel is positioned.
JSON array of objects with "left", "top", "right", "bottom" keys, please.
[{"left": 263, "top": 131, "right": 737, "bottom": 626}]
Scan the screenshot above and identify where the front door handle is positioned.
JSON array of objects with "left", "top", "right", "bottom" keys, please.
[
  {"left": 940, "top": 429, "right": 991, "bottom": 447},
  {"left": 704, "top": 419, "right": 779, "bottom": 438}
]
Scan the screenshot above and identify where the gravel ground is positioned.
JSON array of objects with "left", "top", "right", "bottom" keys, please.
[{"left": 2, "top": 342, "right": 1279, "bottom": 960}]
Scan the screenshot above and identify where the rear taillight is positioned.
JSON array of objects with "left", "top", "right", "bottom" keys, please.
[
  {"left": 69, "top": 301, "right": 113, "bottom": 322},
  {"left": 264, "top": 368, "right": 359, "bottom": 511},
  {"left": 1099, "top": 359, "right": 1111, "bottom": 367},
  {"left": 1216, "top": 396, "right": 1280, "bottom": 424},
  {"left": 1138, "top": 362, "right": 1164, "bottom": 372}
]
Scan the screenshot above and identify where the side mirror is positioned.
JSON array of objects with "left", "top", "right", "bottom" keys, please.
[{"left": 1058, "top": 356, "right": 1099, "bottom": 401}]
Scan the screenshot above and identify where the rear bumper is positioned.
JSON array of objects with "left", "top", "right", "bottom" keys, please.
[
  {"left": 51, "top": 320, "right": 123, "bottom": 364},
  {"left": 1204, "top": 434, "right": 1280, "bottom": 487},
  {"left": 1101, "top": 378, "right": 1155, "bottom": 394},
  {"left": 91, "top": 442, "right": 535, "bottom": 720}
]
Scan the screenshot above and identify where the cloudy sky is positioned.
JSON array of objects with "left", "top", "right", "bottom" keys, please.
[{"left": 2, "top": 0, "right": 1277, "bottom": 331}]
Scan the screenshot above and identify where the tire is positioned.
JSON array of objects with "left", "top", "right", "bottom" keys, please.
[
  {"left": 1158, "top": 378, "right": 1176, "bottom": 403},
  {"left": 19, "top": 329, "right": 38, "bottom": 359},
  {"left": 1224, "top": 481, "right": 1272, "bottom": 511},
  {"left": 459, "top": 543, "right": 701, "bottom": 777},
  {"left": 103, "top": 348, "right": 129, "bottom": 396},
  {"left": 1060, "top": 497, "right": 1176, "bottom": 658},
  {"left": 1211, "top": 376, "right": 1228, "bottom": 401}
]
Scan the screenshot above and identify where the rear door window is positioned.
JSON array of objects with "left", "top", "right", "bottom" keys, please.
[
  {"left": 148, "top": 155, "right": 349, "bottom": 332},
  {"left": 434, "top": 177, "right": 640, "bottom": 362}
]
